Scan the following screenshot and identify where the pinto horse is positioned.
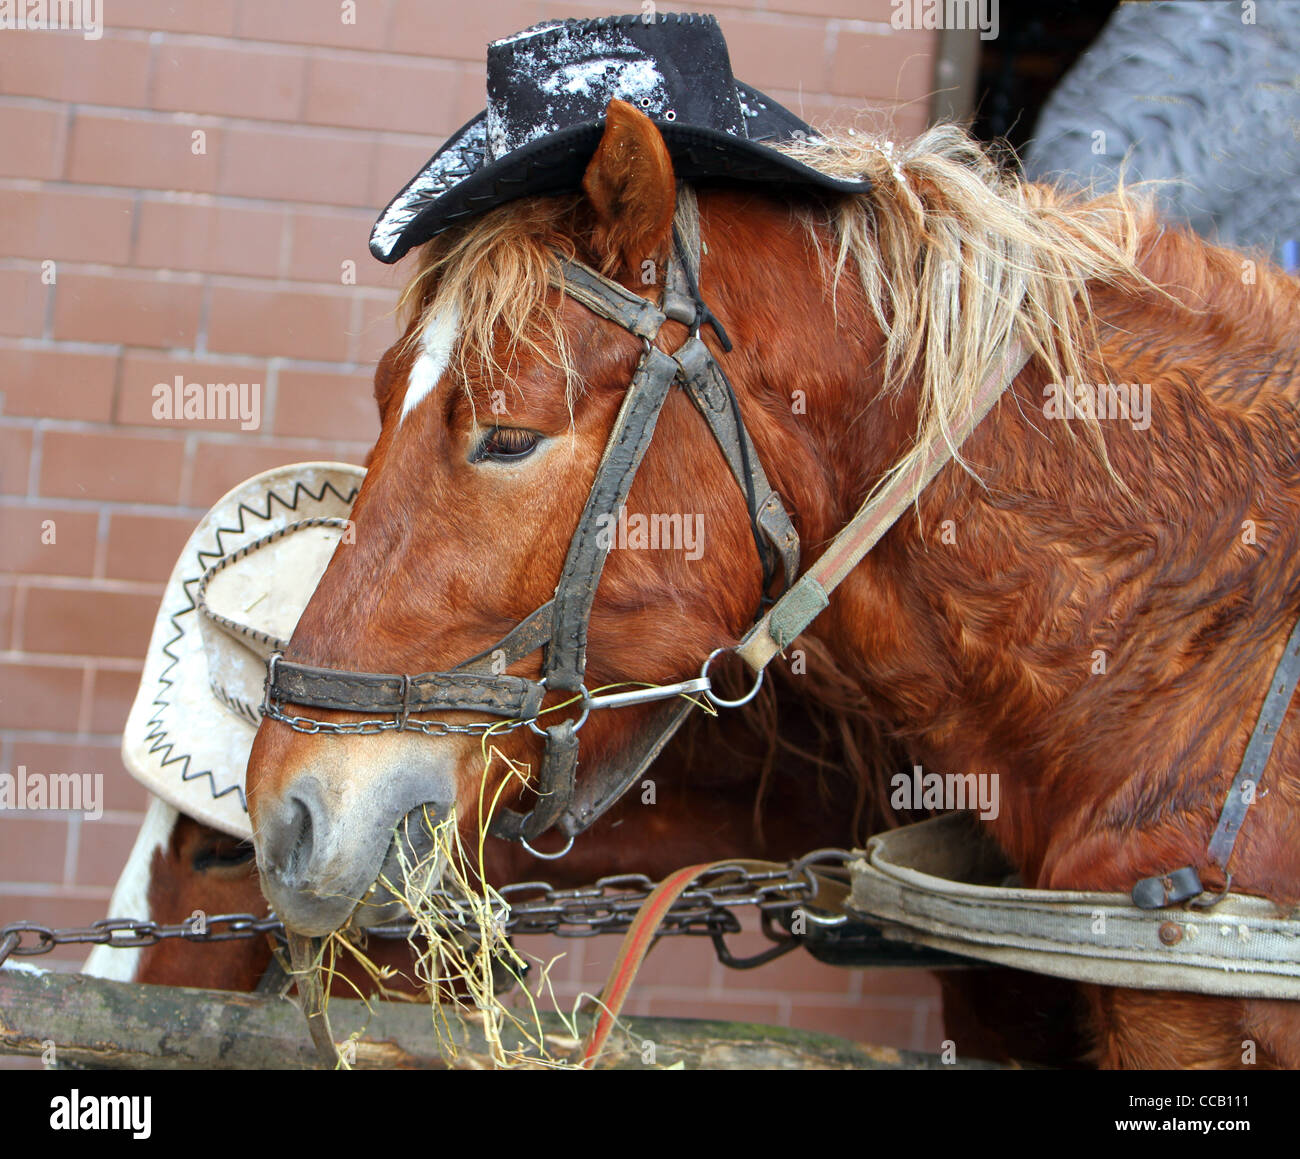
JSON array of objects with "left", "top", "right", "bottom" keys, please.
[{"left": 245, "top": 100, "right": 1300, "bottom": 1069}]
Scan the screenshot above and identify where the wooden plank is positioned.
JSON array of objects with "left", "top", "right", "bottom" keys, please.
[{"left": 0, "top": 965, "right": 998, "bottom": 1070}]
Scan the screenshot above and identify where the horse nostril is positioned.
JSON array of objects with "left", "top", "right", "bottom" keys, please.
[
  {"left": 284, "top": 798, "right": 313, "bottom": 882},
  {"left": 262, "top": 795, "right": 315, "bottom": 887}
]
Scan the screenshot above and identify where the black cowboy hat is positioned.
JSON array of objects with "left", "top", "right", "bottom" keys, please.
[{"left": 369, "top": 12, "right": 872, "bottom": 263}]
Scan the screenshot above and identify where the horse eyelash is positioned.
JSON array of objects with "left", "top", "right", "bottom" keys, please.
[{"left": 471, "top": 427, "right": 542, "bottom": 463}]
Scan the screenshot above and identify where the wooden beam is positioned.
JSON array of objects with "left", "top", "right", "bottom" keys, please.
[{"left": 0, "top": 965, "right": 999, "bottom": 1070}]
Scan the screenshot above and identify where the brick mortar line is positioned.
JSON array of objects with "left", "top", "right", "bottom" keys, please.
[
  {"left": 76, "top": 662, "right": 95, "bottom": 735},
  {"left": 177, "top": 430, "right": 197, "bottom": 509},
  {"left": 38, "top": 264, "right": 55, "bottom": 341},
  {"left": 109, "top": 320, "right": 126, "bottom": 427},
  {"left": 0, "top": 574, "right": 164, "bottom": 593},
  {"left": 140, "top": 21, "right": 161, "bottom": 107},
  {"left": 0, "top": 336, "right": 126, "bottom": 356},
  {"left": 1, "top": 729, "right": 140, "bottom": 746},
  {"left": 0, "top": 415, "right": 374, "bottom": 448},
  {"left": 0, "top": 177, "right": 387, "bottom": 224},
  {"left": 0, "top": 91, "right": 457, "bottom": 145},
  {"left": 826, "top": 18, "right": 896, "bottom": 35},
  {"left": 21, "top": 420, "right": 38, "bottom": 498},
  {"left": 53, "top": 102, "right": 70, "bottom": 183},
  {"left": 263, "top": 358, "right": 281, "bottom": 434},
  {"left": 61, "top": 812, "right": 80, "bottom": 887},
  {"left": 91, "top": 503, "right": 110, "bottom": 581},
  {"left": 0, "top": 495, "right": 210, "bottom": 518},
  {"left": 277, "top": 204, "right": 295, "bottom": 281},
  {"left": 0, "top": 807, "right": 146, "bottom": 824},
  {"left": 194, "top": 279, "right": 211, "bottom": 357},
  {"left": 0, "top": 337, "right": 383, "bottom": 378},
  {"left": 0, "top": 656, "right": 143, "bottom": 671},
  {"left": 0, "top": 256, "right": 400, "bottom": 300},
  {"left": 0, "top": 882, "right": 114, "bottom": 897}
]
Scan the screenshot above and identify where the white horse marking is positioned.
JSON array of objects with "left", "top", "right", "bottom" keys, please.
[{"left": 400, "top": 303, "right": 461, "bottom": 425}]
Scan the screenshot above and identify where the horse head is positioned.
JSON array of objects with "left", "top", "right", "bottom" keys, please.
[
  {"left": 245, "top": 100, "right": 871, "bottom": 935},
  {"left": 244, "top": 97, "right": 1154, "bottom": 941}
]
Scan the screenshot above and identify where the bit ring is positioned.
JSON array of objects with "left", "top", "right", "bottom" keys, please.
[{"left": 700, "top": 648, "right": 764, "bottom": 708}]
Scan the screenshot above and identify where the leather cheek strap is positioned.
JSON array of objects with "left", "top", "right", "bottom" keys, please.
[
  {"left": 487, "top": 719, "right": 580, "bottom": 843},
  {"left": 544, "top": 343, "right": 682, "bottom": 693}
]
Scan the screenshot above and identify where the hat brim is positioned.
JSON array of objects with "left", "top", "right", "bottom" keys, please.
[
  {"left": 121, "top": 463, "right": 364, "bottom": 839},
  {"left": 370, "top": 84, "right": 870, "bottom": 264}
]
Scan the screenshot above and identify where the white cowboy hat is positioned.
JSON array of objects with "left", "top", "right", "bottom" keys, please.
[{"left": 121, "top": 462, "right": 364, "bottom": 840}]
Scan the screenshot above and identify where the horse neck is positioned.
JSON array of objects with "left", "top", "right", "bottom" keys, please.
[{"left": 762, "top": 213, "right": 1300, "bottom": 888}]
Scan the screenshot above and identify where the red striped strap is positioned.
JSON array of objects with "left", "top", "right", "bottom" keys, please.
[{"left": 580, "top": 860, "right": 741, "bottom": 1068}]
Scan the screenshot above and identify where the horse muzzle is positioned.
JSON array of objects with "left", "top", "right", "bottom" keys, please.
[{"left": 254, "top": 757, "right": 458, "bottom": 937}]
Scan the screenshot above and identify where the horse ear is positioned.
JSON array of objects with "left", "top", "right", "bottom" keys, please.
[{"left": 582, "top": 98, "right": 676, "bottom": 278}]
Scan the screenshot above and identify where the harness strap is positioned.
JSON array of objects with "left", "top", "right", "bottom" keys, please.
[
  {"left": 545, "top": 344, "right": 681, "bottom": 692},
  {"left": 1133, "top": 612, "right": 1300, "bottom": 908},
  {"left": 735, "top": 338, "right": 1031, "bottom": 672},
  {"left": 453, "top": 600, "right": 555, "bottom": 675},
  {"left": 580, "top": 855, "right": 849, "bottom": 1066},
  {"left": 674, "top": 336, "right": 800, "bottom": 589},
  {"left": 1207, "top": 614, "right": 1300, "bottom": 869},
  {"left": 557, "top": 261, "right": 668, "bottom": 341},
  {"left": 559, "top": 697, "right": 695, "bottom": 837},
  {"left": 662, "top": 184, "right": 703, "bottom": 327},
  {"left": 489, "top": 719, "right": 580, "bottom": 843},
  {"left": 580, "top": 859, "right": 741, "bottom": 1067},
  {"left": 852, "top": 813, "right": 1300, "bottom": 1000}
]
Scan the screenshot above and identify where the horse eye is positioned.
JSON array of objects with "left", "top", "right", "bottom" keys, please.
[{"left": 472, "top": 427, "right": 540, "bottom": 463}]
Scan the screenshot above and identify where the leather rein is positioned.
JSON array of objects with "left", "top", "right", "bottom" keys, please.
[{"left": 258, "top": 187, "right": 1030, "bottom": 858}]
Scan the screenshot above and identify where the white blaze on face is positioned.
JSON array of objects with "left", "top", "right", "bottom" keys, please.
[
  {"left": 400, "top": 303, "right": 461, "bottom": 425},
  {"left": 82, "top": 796, "right": 179, "bottom": 982}
]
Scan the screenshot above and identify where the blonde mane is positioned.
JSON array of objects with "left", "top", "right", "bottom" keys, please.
[
  {"left": 776, "top": 123, "right": 1156, "bottom": 491},
  {"left": 399, "top": 123, "right": 1157, "bottom": 473}
]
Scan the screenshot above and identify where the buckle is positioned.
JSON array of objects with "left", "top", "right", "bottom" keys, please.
[
  {"left": 1131, "top": 866, "right": 1204, "bottom": 909},
  {"left": 262, "top": 651, "right": 282, "bottom": 719}
]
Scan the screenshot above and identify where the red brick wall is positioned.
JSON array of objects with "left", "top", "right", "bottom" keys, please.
[{"left": 0, "top": 2, "right": 941, "bottom": 1059}]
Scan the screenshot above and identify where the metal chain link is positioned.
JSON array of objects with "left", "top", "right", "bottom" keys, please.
[
  {"left": 261, "top": 701, "right": 535, "bottom": 737},
  {"left": 0, "top": 851, "right": 852, "bottom": 966}
]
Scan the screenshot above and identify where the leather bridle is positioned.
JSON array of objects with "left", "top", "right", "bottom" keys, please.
[
  {"left": 261, "top": 185, "right": 1032, "bottom": 858},
  {"left": 262, "top": 187, "right": 803, "bottom": 856}
]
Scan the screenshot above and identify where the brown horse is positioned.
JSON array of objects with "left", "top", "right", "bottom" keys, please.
[{"left": 245, "top": 100, "right": 1300, "bottom": 1069}]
